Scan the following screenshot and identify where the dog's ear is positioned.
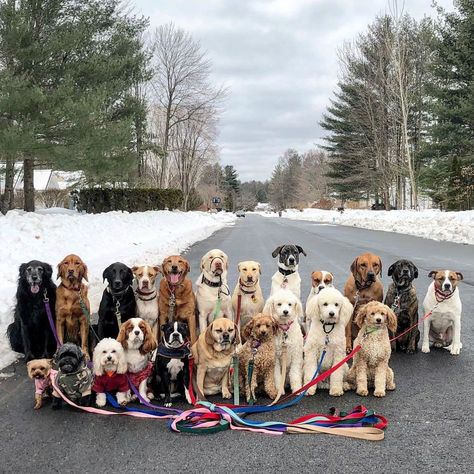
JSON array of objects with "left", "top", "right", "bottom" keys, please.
[
  {"left": 102, "top": 265, "right": 111, "bottom": 283},
  {"left": 340, "top": 297, "right": 354, "bottom": 326},
  {"left": 243, "top": 319, "right": 254, "bottom": 340},
  {"left": 387, "top": 263, "right": 395, "bottom": 277},
  {"left": 296, "top": 245, "right": 307, "bottom": 257},
  {"left": 92, "top": 347, "right": 103, "bottom": 376},
  {"left": 184, "top": 259, "right": 190, "bottom": 274},
  {"left": 43, "top": 263, "right": 53, "bottom": 280},
  {"left": 132, "top": 265, "right": 139, "bottom": 274},
  {"left": 116, "top": 346, "right": 128, "bottom": 375},
  {"left": 428, "top": 270, "right": 438, "bottom": 279},
  {"left": 140, "top": 321, "right": 157, "bottom": 354},
  {"left": 306, "top": 296, "right": 320, "bottom": 323},
  {"left": 200, "top": 255, "right": 206, "bottom": 271},
  {"left": 378, "top": 257, "right": 382, "bottom": 276},
  {"left": 124, "top": 266, "right": 134, "bottom": 286},
  {"left": 80, "top": 262, "right": 88, "bottom": 282},
  {"left": 354, "top": 305, "right": 367, "bottom": 328},
  {"left": 386, "top": 307, "right": 398, "bottom": 333},
  {"left": 271, "top": 316, "right": 280, "bottom": 335},
  {"left": 57, "top": 261, "right": 65, "bottom": 280},
  {"left": 237, "top": 262, "right": 242, "bottom": 273},
  {"left": 262, "top": 297, "right": 273, "bottom": 317},
  {"left": 19, "top": 263, "right": 28, "bottom": 277},
  {"left": 116, "top": 322, "right": 128, "bottom": 348},
  {"left": 161, "top": 257, "right": 169, "bottom": 275},
  {"left": 456, "top": 272, "right": 464, "bottom": 281},
  {"left": 295, "top": 300, "right": 304, "bottom": 319},
  {"left": 350, "top": 258, "right": 359, "bottom": 276},
  {"left": 154, "top": 265, "right": 162, "bottom": 275},
  {"left": 258, "top": 263, "right": 262, "bottom": 275},
  {"left": 412, "top": 263, "right": 419, "bottom": 279},
  {"left": 271, "top": 246, "right": 283, "bottom": 258},
  {"left": 205, "top": 322, "right": 215, "bottom": 346},
  {"left": 161, "top": 324, "right": 167, "bottom": 332},
  {"left": 233, "top": 322, "right": 241, "bottom": 346}
]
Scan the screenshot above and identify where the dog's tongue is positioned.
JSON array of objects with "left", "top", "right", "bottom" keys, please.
[
  {"left": 30, "top": 284, "right": 40, "bottom": 294},
  {"left": 169, "top": 273, "right": 180, "bottom": 284}
]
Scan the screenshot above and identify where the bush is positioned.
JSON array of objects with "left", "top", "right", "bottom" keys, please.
[{"left": 77, "top": 188, "right": 183, "bottom": 213}]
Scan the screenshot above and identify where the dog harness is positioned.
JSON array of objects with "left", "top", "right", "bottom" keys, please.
[
  {"left": 54, "top": 365, "right": 93, "bottom": 401},
  {"left": 156, "top": 340, "right": 191, "bottom": 359},
  {"left": 93, "top": 372, "right": 129, "bottom": 394},
  {"left": 127, "top": 361, "right": 153, "bottom": 387},
  {"left": 35, "top": 376, "right": 52, "bottom": 395}
]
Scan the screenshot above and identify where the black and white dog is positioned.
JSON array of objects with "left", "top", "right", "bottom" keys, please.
[
  {"left": 270, "top": 245, "right": 307, "bottom": 299},
  {"left": 7, "top": 261, "right": 57, "bottom": 361},
  {"left": 153, "top": 322, "right": 191, "bottom": 407},
  {"left": 97, "top": 262, "right": 136, "bottom": 339}
]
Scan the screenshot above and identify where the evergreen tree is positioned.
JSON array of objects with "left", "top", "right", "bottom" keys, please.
[
  {"left": 221, "top": 165, "right": 239, "bottom": 211},
  {"left": 0, "top": 0, "right": 149, "bottom": 211},
  {"left": 422, "top": 0, "right": 474, "bottom": 210}
]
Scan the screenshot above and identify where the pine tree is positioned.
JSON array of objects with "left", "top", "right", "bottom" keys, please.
[
  {"left": 423, "top": 0, "right": 474, "bottom": 210},
  {"left": 0, "top": 0, "right": 149, "bottom": 211},
  {"left": 221, "top": 165, "right": 239, "bottom": 211}
]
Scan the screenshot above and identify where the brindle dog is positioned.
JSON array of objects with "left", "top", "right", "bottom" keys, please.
[{"left": 384, "top": 259, "right": 420, "bottom": 354}]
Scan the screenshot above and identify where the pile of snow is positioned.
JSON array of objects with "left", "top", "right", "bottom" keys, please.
[
  {"left": 260, "top": 208, "right": 474, "bottom": 245},
  {"left": 0, "top": 209, "right": 235, "bottom": 369}
]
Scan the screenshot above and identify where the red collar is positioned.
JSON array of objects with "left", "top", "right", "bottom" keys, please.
[
  {"left": 434, "top": 286, "right": 455, "bottom": 303},
  {"left": 279, "top": 320, "right": 294, "bottom": 332}
]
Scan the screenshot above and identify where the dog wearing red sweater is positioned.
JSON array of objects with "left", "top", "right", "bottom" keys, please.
[{"left": 92, "top": 338, "right": 129, "bottom": 407}]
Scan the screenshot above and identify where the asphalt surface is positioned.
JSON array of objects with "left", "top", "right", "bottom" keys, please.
[{"left": 1, "top": 214, "right": 473, "bottom": 473}]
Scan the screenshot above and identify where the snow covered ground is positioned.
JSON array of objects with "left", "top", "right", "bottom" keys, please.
[
  {"left": 0, "top": 209, "right": 236, "bottom": 369},
  {"left": 259, "top": 208, "right": 474, "bottom": 245}
]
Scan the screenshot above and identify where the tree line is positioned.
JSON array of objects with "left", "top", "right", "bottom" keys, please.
[
  {"left": 321, "top": 1, "right": 473, "bottom": 211},
  {"left": 0, "top": 1, "right": 224, "bottom": 213}
]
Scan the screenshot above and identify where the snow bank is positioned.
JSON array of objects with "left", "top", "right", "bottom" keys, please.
[
  {"left": 260, "top": 209, "right": 474, "bottom": 245},
  {"left": 0, "top": 210, "right": 235, "bottom": 369}
]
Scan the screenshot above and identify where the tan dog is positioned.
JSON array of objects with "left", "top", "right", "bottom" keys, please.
[
  {"left": 191, "top": 318, "right": 240, "bottom": 399},
  {"left": 55, "top": 254, "right": 90, "bottom": 358},
  {"left": 238, "top": 313, "right": 279, "bottom": 402},
  {"left": 158, "top": 255, "right": 197, "bottom": 344},
  {"left": 133, "top": 265, "right": 160, "bottom": 332},
  {"left": 346, "top": 301, "right": 397, "bottom": 397},
  {"left": 27, "top": 358, "right": 53, "bottom": 409},
  {"left": 232, "top": 260, "right": 264, "bottom": 333},
  {"left": 344, "top": 253, "right": 383, "bottom": 352}
]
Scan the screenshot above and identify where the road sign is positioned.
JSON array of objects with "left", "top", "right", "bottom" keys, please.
[{"left": 212, "top": 197, "right": 221, "bottom": 204}]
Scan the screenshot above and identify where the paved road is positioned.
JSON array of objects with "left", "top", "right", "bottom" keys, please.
[{"left": 1, "top": 214, "right": 473, "bottom": 473}]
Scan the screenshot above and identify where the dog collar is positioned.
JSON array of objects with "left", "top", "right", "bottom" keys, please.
[
  {"left": 157, "top": 340, "right": 191, "bottom": 359},
  {"left": 355, "top": 279, "right": 374, "bottom": 291},
  {"left": 239, "top": 279, "right": 257, "bottom": 294},
  {"left": 201, "top": 274, "right": 221, "bottom": 288},
  {"left": 279, "top": 320, "right": 294, "bottom": 332},
  {"left": 135, "top": 288, "right": 157, "bottom": 301},
  {"left": 278, "top": 267, "right": 295, "bottom": 277},
  {"left": 107, "top": 285, "right": 131, "bottom": 299},
  {"left": 434, "top": 286, "right": 455, "bottom": 303}
]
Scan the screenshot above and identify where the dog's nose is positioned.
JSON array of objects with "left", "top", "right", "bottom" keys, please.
[
  {"left": 68, "top": 269, "right": 74, "bottom": 274},
  {"left": 247, "top": 276, "right": 253, "bottom": 282},
  {"left": 113, "top": 280, "right": 122, "bottom": 288},
  {"left": 318, "top": 285, "right": 325, "bottom": 291},
  {"left": 329, "top": 311, "right": 335, "bottom": 317},
  {"left": 171, "top": 265, "right": 178, "bottom": 272},
  {"left": 134, "top": 330, "right": 140, "bottom": 336},
  {"left": 282, "top": 310, "right": 289, "bottom": 316},
  {"left": 142, "top": 281, "right": 149, "bottom": 288},
  {"left": 288, "top": 257, "right": 295, "bottom": 264},
  {"left": 31, "top": 275, "right": 38, "bottom": 281},
  {"left": 215, "top": 261, "right": 222, "bottom": 268},
  {"left": 376, "top": 317, "right": 382, "bottom": 323},
  {"left": 444, "top": 283, "right": 451, "bottom": 290},
  {"left": 222, "top": 333, "right": 229, "bottom": 340},
  {"left": 106, "top": 355, "right": 112, "bottom": 361},
  {"left": 367, "top": 271, "right": 375, "bottom": 279},
  {"left": 402, "top": 268, "right": 409, "bottom": 274}
]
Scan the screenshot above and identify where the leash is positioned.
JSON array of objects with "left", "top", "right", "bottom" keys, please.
[
  {"left": 78, "top": 290, "right": 100, "bottom": 343},
  {"left": 166, "top": 282, "right": 177, "bottom": 323},
  {"left": 236, "top": 294, "right": 242, "bottom": 327},
  {"left": 44, "top": 290, "right": 61, "bottom": 348},
  {"left": 232, "top": 352, "right": 239, "bottom": 405}
]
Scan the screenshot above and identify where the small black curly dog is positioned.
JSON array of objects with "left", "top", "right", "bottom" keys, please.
[{"left": 7, "top": 260, "right": 57, "bottom": 361}]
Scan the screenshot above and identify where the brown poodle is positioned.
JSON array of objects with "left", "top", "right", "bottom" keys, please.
[
  {"left": 238, "top": 313, "right": 279, "bottom": 403},
  {"left": 346, "top": 301, "right": 397, "bottom": 397}
]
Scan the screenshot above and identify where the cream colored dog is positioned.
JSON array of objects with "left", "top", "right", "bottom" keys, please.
[
  {"left": 191, "top": 318, "right": 240, "bottom": 399},
  {"left": 303, "top": 287, "right": 353, "bottom": 396},
  {"left": 263, "top": 288, "right": 304, "bottom": 394},
  {"left": 195, "top": 249, "right": 233, "bottom": 334},
  {"left": 232, "top": 260, "right": 264, "bottom": 332}
]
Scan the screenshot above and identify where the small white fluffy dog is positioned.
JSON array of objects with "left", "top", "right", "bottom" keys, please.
[
  {"left": 303, "top": 287, "right": 353, "bottom": 396},
  {"left": 92, "top": 338, "right": 129, "bottom": 407},
  {"left": 305, "top": 270, "right": 334, "bottom": 333},
  {"left": 195, "top": 249, "right": 233, "bottom": 334},
  {"left": 232, "top": 260, "right": 264, "bottom": 331},
  {"left": 117, "top": 318, "right": 157, "bottom": 403},
  {"left": 263, "top": 288, "right": 304, "bottom": 393},
  {"left": 422, "top": 270, "right": 463, "bottom": 355}
]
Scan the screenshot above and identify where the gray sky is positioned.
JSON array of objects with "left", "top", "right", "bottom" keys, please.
[{"left": 135, "top": 0, "right": 454, "bottom": 181}]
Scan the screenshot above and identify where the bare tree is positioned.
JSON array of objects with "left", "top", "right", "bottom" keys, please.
[{"left": 149, "top": 23, "right": 226, "bottom": 188}]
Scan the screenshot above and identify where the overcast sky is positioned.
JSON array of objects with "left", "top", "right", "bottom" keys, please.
[{"left": 135, "top": 0, "right": 454, "bottom": 181}]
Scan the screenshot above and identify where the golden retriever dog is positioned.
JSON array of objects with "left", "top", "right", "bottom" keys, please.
[
  {"left": 232, "top": 260, "right": 264, "bottom": 333},
  {"left": 344, "top": 253, "right": 383, "bottom": 352},
  {"left": 55, "top": 254, "right": 91, "bottom": 358},
  {"left": 238, "top": 313, "right": 279, "bottom": 402},
  {"left": 158, "top": 255, "right": 197, "bottom": 344},
  {"left": 346, "top": 301, "right": 397, "bottom": 397},
  {"left": 191, "top": 318, "right": 240, "bottom": 399},
  {"left": 195, "top": 249, "right": 233, "bottom": 334}
]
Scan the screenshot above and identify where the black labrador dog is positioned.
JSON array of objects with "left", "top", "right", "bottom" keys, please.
[
  {"left": 97, "top": 262, "right": 136, "bottom": 339},
  {"left": 7, "top": 260, "right": 57, "bottom": 361},
  {"left": 384, "top": 259, "right": 420, "bottom": 354}
]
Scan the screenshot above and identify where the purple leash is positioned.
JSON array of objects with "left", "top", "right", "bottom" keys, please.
[{"left": 44, "top": 290, "right": 61, "bottom": 348}]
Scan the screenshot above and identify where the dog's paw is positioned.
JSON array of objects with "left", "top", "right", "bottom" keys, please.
[
  {"left": 387, "top": 382, "right": 396, "bottom": 391},
  {"left": 140, "top": 395, "right": 150, "bottom": 404},
  {"left": 343, "top": 382, "right": 351, "bottom": 391},
  {"left": 96, "top": 399, "right": 106, "bottom": 408},
  {"left": 305, "top": 386, "right": 316, "bottom": 396},
  {"left": 450, "top": 344, "right": 461, "bottom": 355},
  {"left": 374, "top": 389, "right": 386, "bottom": 397},
  {"left": 34, "top": 401, "right": 42, "bottom": 410},
  {"left": 147, "top": 392, "right": 154, "bottom": 400},
  {"left": 356, "top": 388, "right": 368, "bottom": 397},
  {"left": 421, "top": 344, "right": 430, "bottom": 353},
  {"left": 329, "top": 388, "right": 344, "bottom": 397},
  {"left": 222, "top": 388, "right": 232, "bottom": 399}
]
